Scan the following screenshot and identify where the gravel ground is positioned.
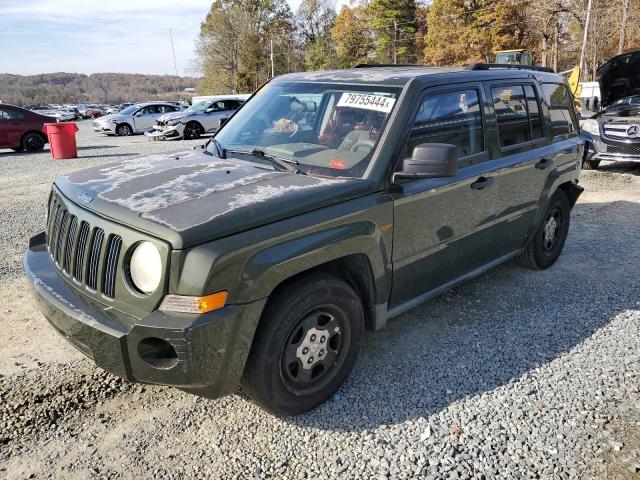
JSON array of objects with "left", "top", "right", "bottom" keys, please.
[{"left": 0, "top": 122, "right": 639, "bottom": 479}]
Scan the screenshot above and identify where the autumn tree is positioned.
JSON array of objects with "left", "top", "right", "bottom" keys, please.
[
  {"left": 331, "top": 4, "right": 373, "bottom": 68},
  {"left": 296, "top": 0, "right": 338, "bottom": 70},
  {"left": 369, "top": 0, "right": 418, "bottom": 63},
  {"left": 197, "top": 0, "right": 296, "bottom": 94}
]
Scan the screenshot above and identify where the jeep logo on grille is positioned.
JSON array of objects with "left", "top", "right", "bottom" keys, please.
[
  {"left": 78, "top": 192, "right": 93, "bottom": 204},
  {"left": 626, "top": 124, "right": 640, "bottom": 138}
]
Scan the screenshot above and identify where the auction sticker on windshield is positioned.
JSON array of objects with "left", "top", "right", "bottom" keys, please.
[{"left": 337, "top": 93, "right": 396, "bottom": 113}]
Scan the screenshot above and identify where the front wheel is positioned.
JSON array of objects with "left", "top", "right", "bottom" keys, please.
[
  {"left": 242, "top": 274, "right": 364, "bottom": 416},
  {"left": 116, "top": 124, "right": 132, "bottom": 136},
  {"left": 582, "top": 158, "right": 601, "bottom": 170},
  {"left": 183, "top": 122, "right": 204, "bottom": 140},
  {"left": 516, "top": 189, "right": 571, "bottom": 270}
]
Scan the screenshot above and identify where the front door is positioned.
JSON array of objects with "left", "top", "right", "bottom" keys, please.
[
  {"left": 0, "top": 107, "right": 24, "bottom": 148},
  {"left": 133, "top": 105, "right": 161, "bottom": 132},
  {"left": 390, "top": 83, "right": 500, "bottom": 307}
]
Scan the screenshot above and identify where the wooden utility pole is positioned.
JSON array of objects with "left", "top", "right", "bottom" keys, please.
[
  {"left": 393, "top": 21, "right": 398, "bottom": 64},
  {"left": 270, "top": 39, "right": 275, "bottom": 78},
  {"left": 618, "top": 0, "right": 630, "bottom": 54},
  {"left": 579, "top": 0, "right": 593, "bottom": 79}
]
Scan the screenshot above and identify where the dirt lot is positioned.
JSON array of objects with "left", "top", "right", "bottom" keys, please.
[{"left": 0, "top": 122, "right": 639, "bottom": 479}]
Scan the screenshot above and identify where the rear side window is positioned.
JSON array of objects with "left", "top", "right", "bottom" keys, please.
[
  {"left": 0, "top": 108, "right": 24, "bottom": 120},
  {"left": 492, "top": 85, "right": 546, "bottom": 148},
  {"left": 406, "top": 89, "right": 484, "bottom": 159},
  {"left": 542, "top": 83, "right": 579, "bottom": 136}
]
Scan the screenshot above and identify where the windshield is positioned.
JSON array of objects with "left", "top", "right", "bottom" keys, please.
[
  {"left": 210, "top": 81, "right": 400, "bottom": 178},
  {"left": 187, "top": 101, "right": 211, "bottom": 113},
  {"left": 613, "top": 95, "right": 640, "bottom": 106},
  {"left": 120, "top": 105, "right": 138, "bottom": 116}
]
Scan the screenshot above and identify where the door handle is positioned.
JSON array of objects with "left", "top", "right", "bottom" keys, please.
[
  {"left": 535, "top": 158, "right": 554, "bottom": 170},
  {"left": 470, "top": 176, "right": 494, "bottom": 190}
]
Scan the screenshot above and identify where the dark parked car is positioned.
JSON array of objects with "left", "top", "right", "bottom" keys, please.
[
  {"left": 25, "top": 64, "right": 583, "bottom": 415},
  {"left": 581, "top": 50, "right": 640, "bottom": 169},
  {"left": 0, "top": 104, "right": 55, "bottom": 152}
]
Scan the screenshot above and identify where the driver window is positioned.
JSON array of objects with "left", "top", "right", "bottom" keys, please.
[{"left": 404, "top": 89, "right": 484, "bottom": 163}]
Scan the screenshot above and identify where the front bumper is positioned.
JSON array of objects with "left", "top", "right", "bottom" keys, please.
[
  {"left": 92, "top": 122, "right": 116, "bottom": 134},
  {"left": 144, "top": 123, "right": 183, "bottom": 140},
  {"left": 584, "top": 133, "right": 640, "bottom": 162},
  {"left": 24, "top": 233, "right": 266, "bottom": 398}
]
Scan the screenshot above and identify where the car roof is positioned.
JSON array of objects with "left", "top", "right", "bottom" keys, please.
[{"left": 277, "top": 65, "right": 565, "bottom": 87}]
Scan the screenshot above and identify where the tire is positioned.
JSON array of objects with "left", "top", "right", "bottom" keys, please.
[
  {"left": 516, "top": 189, "right": 571, "bottom": 270},
  {"left": 116, "top": 124, "right": 132, "bottom": 136},
  {"left": 183, "top": 121, "right": 204, "bottom": 140},
  {"left": 22, "top": 133, "right": 45, "bottom": 152},
  {"left": 582, "top": 158, "right": 600, "bottom": 170},
  {"left": 242, "top": 273, "right": 364, "bottom": 416}
]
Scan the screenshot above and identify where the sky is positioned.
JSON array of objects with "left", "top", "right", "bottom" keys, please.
[{"left": 0, "top": 0, "right": 345, "bottom": 76}]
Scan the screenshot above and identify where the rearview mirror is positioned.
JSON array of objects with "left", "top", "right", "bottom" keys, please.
[{"left": 392, "top": 143, "right": 458, "bottom": 182}]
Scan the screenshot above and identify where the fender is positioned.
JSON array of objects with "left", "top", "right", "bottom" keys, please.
[{"left": 169, "top": 192, "right": 394, "bottom": 307}]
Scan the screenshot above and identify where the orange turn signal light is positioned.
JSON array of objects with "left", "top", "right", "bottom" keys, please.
[
  {"left": 160, "top": 291, "right": 228, "bottom": 314},
  {"left": 198, "top": 291, "right": 228, "bottom": 313}
]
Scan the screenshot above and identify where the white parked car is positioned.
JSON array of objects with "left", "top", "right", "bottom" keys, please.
[
  {"left": 146, "top": 95, "right": 249, "bottom": 140},
  {"left": 92, "top": 102, "right": 185, "bottom": 136}
]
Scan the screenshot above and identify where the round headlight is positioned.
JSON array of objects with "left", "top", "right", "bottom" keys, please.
[{"left": 129, "top": 242, "right": 162, "bottom": 293}]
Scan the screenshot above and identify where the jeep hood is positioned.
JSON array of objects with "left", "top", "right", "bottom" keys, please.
[
  {"left": 597, "top": 50, "right": 640, "bottom": 107},
  {"left": 55, "top": 149, "right": 371, "bottom": 249}
]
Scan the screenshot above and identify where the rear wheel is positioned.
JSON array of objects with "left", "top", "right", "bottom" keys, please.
[
  {"left": 116, "top": 124, "right": 132, "bottom": 136},
  {"left": 516, "top": 189, "right": 571, "bottom": 270},
  {"left": 22, "top": 133, "right": 45, "bottom": 152},
  {"left": 242, "top": 274, "right": 364, "bottom": 416},
  {"left": 183, "top": 121, "right": 204, "bottom": 140}
]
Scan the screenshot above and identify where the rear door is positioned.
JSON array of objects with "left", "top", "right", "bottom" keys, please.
[
  {"left": 483, "top": 80, "right": 580, "bottom": 258},
  {"left": 482, "top": 80, "right": 551, "bottom": 257},
  {"left": 390, "top": 83, "right": 501, "bottom": 308}
]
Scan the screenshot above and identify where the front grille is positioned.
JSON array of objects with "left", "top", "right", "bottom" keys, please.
[
  {"left": 606, "top": 144, "right": 640, "bottom": 156},
  {"left": 603, "top": 121, "right": 640, "bottom": 139},
  {"left": 46, "top": 194, "right": 123, "bottom": 299}
]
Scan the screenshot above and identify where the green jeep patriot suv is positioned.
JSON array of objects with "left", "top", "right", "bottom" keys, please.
[{"left": 25, "top": 65, "right": 584, "bottom": 415}]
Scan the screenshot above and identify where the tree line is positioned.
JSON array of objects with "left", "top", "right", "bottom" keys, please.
[
  {"left": 0, "top": 73, "right": 199, "bottom": 106},
  {"left": 197, "top": 0, "right": 640, "bottom": 94}
]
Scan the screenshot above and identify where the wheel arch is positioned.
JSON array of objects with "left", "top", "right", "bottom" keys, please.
[{"left": 260, "top": 253, "right": 381, "bottom": 332}]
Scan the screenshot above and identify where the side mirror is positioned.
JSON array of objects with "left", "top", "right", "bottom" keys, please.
[
  {"left": 218, "top": 117, "right": 229, "bottom": 129},
  {"left": 205, "top": 107, "right": 216, "bottom": 113},
  {"left": 393, "top": 143, "right": 458, "bottom": 182},
  {"left": 587, "top": 96, "right": 599, "bottom": 112}
]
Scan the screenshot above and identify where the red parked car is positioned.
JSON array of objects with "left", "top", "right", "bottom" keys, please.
[{"left": 0, "top": 104, "right": 56, "bottom": 152}]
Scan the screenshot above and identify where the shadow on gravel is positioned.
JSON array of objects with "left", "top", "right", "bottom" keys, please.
[
  {"left": 597, "top": 161, "right": 640, "bottom": 175},
  {"left": 82, "top": 153, "right": 138, "bottom": 159},
  {"left": 294, "top": 200, "right": 640, "bottom": 431},
  {"left": 77, "top": 146, "right": 117, "bottom": 151}
]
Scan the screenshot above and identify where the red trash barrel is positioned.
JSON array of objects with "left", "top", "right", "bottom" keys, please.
[{"left": 43, "top": 123, "right": 79, "bottom": 159}]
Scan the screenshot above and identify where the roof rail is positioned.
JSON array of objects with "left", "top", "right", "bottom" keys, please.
[
  {"left": 467, "top": 63, "right": 555, "bottom": 73},
  {"left": 352, "top": 63, "right": 423, "bottom": 68}
]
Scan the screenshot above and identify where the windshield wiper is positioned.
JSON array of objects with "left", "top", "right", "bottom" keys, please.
[{"left": 226, "top": 148, "right": 305, "bottom": 175}]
